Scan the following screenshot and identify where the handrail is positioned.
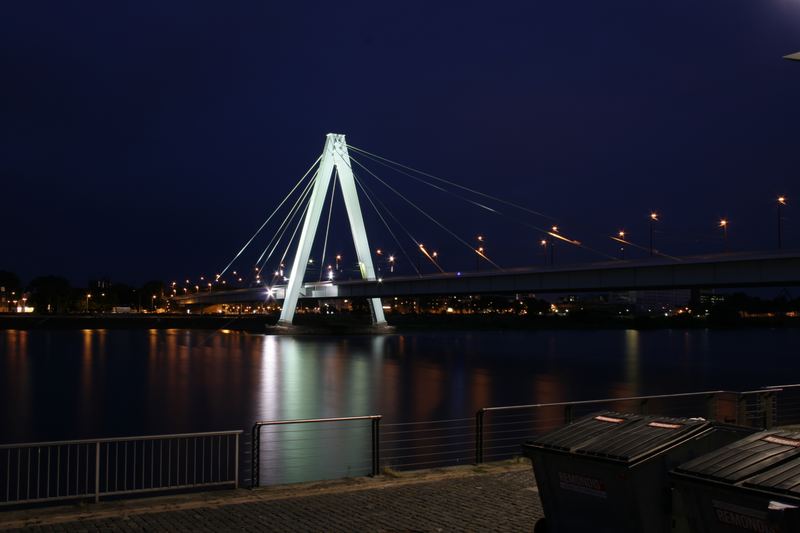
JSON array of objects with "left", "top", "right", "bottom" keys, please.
[
  {"left": 474, "top": 385, "right": 800, "bottom": 463},
  {"left": 252, "top": 416, "right": 380, "bottom": 426},
  {"left": 480, "top": 389, "right": 728, "bottom": 413},
  {"left": 0, "top": 430, "right": 243, "bottom": 450}
]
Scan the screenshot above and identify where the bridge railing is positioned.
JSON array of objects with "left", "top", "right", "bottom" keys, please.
[{"left": 0, "top": 430, "right": 242, "bottom": 507}]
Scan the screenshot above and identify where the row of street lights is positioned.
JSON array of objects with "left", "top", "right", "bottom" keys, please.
[
  {"left": 177, "top": 196, "right": 789, "bottom": 285},
  {"left": 637, "top": 196, "right": 788, "bottom": 257}
]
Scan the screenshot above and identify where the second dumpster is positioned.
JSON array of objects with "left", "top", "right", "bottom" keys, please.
[
  {"left": 671, "top": 429, "right": 800, "bottom": 533},
  {"left": 522, "top": 411, "right": 753, "bottom": 533}
]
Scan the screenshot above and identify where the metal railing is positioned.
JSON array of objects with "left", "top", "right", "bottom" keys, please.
[
  {"left": 380, "top": 418, "right": 475, "bottom": 471},
  {"left": 6, "top": 384, "right": 800, "bottom": 504},
  {"left": 0, "top": 430, "right": 242, "bottom": 507},
  {"left": 474, "top": 386, "right": 799, "bottom": 463},
  {"left": 251, "top": 416, "right": 381, "bottom": 488},
  {"left": 244, "top": 385, "right": 800, "bottom": 485}
]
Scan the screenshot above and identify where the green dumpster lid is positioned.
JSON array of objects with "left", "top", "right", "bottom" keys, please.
[
  {"left": 574, "top": 415, "right": 709, "bottom": 464},
  {"left": 674, "top": 431, "right": 800, "bottom": 484},
  {"left": 526, "top": 411, "right": 642, "bottom": 453}
]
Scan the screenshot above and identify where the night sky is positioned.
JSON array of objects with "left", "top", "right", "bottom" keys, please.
[{"left": 2, "top": 1, "right": 799, "bottom": 286}]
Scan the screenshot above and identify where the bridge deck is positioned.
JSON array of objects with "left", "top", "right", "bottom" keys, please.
[{"left": 172, "top": 250, "right": 800, "bottom": 305}]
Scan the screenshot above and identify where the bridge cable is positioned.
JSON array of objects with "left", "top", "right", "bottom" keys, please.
[
  {"left": 333, "top": 148, "right": 429, "bottom": 276},
  {"left": 348, "top": 153, "right": 504, "bottom": 271},
  {"left": 318, "top": 170, "right": 338, "bottom": 281},
  {"left": 278, "top": 184, "right": 315, "bottom": 278},
  {"left": 349, "top": 147, "right": 501, "bottom": 215},
  {"left": 610, "top": 236, "right": 682, "bottom": 261},
  {"left": 352, "top": 172, "right": 423, "bottom": 277},
  {"left": 349, "top": 146, "right": 619, "bottom": 262},
  {"left": 347, "top": 144, "right": 557, "bottom": 222},
  {"left": 217, "top": 155, "right": 320, "bottom": 280},
  {"left": 253, "top": 170, "right": 317, "bottom": 272},
  {"left": 256, "top": 170, "right": 317, "bottom": 278}
]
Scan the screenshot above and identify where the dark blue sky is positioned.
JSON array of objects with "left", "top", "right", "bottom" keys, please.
[{"left": 2, "top": 1, "right": 799, "bottom": 285}]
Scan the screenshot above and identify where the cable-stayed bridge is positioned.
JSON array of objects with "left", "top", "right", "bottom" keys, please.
[
  {"left": 171, "top": 133, "right": 799, "bottom": 324},
  {"left": 172, "top": 250, "right": 800, "bottom": 306}
]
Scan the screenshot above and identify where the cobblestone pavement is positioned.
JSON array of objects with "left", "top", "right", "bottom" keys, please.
[{"left": 2, "top": 464, "right": 543, "bottom": 532}]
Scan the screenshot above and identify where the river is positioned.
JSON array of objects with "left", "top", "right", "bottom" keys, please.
[{"left": 3, "top": 327, "right": 798, "bottom": 445}]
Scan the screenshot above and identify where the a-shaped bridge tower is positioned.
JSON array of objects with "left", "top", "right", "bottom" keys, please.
[{"left": 278, "top": 133, "right": 386, "bottom": 326}]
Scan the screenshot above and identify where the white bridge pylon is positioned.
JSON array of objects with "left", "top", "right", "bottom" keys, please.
[{"left": 278, "top": 133, "right": 386, "bottom": 326}]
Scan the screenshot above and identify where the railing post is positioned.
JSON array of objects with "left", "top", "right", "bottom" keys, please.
[
  {"left": 234, "top": 433, "right": 240, "bottom": 488},
  {"left": 475, "top": 409, "right": 485, "bottom": 465},
  {"left": 371, "top": 417, "right": 381, "bottom": 476},
  {"left": 250, "top": 424, "right": 260, "bottom": 489},
  {"left": 706, "top": 394, "right": 717, "bottom": 422},
  {"left": 564, "top": 405, "right": 573, "bottom": 424},
  {"left": 639, "top": 399, "right": 648, "bottom": 415},
  {"left": 737, "top": 394, "right": 748, "bottom": 427},
  {"left": 762, "top": 392, "right": 775, "bottom": 429},
  {"left": 94, "top": 441, "right": 100, "bottom": 503}
]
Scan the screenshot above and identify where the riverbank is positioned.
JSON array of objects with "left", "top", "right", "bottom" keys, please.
[{"left": 1, "top": 312, "right": 798, "bottom": 333}]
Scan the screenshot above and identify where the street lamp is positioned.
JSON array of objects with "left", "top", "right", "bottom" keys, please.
[
  {"left": 618, "top": 231, "right": 626, "bottom": 259},
  {"left": 549, "top": 226, "right": 559, "bottom": 265},
  {"left": 777, "top": 196, "right": 787, "bottom": 249},
  {"left": 476, "top": 235, "right": 486, "bottom": 271},
  {"left": 476, "top": 246, "right": 484, "bottom": 272},
  {"left": 335, "top": 255, "right": 341, "bottom": 272},
  {"left": 649, "top": 212, "right": 659, "bottom": 257},
  {"left": 86, "top": 293, "right": 92, "bottom": 313},
  {"left": 388, "top": 255, "right": 395, "bottom": 273},
  {"left": 151, "top": 294, "right": 156, "bottom": 311},
  {"left": 719, "top": 219, "right": 728, "bottom": 251},
  {"left": 540, "top": 239, "right": 548, "bottom": 265}
]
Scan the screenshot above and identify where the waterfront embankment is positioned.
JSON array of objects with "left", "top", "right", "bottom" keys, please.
[
  {"left": 1, "top": 312, "right": 798, "bottom": 333},
  {"left": 0, "top": 461, "right": 540, "bottom": 532}
]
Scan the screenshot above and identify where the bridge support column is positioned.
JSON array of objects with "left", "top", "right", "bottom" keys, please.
[{"left": 278, "top": 133, "right": 386, "bottom": 326}]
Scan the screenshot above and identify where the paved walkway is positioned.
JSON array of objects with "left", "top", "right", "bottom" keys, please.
[{"left": 1, "top": 462, "right": 543, "bottom": 532}]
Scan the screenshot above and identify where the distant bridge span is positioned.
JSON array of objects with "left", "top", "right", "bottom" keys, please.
[{"left": 172, "top": 250, "right": 800, "bottom": 307}]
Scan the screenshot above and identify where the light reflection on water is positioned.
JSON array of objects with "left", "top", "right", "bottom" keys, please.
[{"left": 1, "top": 328, "right": 799, "bottom": 483}]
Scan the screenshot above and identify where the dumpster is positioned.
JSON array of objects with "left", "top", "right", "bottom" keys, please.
[
  {"left": 671, "top": 430, "right": 800, "bottom": 532},
  {"left": 521, "top": 411, "right": 753, "bottom": 533}
]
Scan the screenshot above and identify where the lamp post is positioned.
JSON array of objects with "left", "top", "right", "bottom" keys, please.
[
  {"left": 550, "top": 226, "right": 558, "bottom": 265},
  {"left": 86, "top": 293, "right": 91, "bottom": 313},
  {"left": 476, "top": 235, "right": 484, "bottom": 272},
  {"left": 540, "top": 239, "right": 548, "bottom": 265},
  {"left": 618, "top": 231, "right": 626, "bottom": 259},
  {"left": 719, "top": 219, "right": 728, "bottom": 252},
  {"left": 649, "top": 212, "right": 659, "bottom": 257},
  {"left": 388, "top": 255, "right": 395, "bottom": 273},
  {"left": 777, "top": 196, "right": 787, "bottom": 249}
]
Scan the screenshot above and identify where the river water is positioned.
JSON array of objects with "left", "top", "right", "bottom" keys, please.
[{"left": 2, "top": 327, "right": 798, "bottom": 445}]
